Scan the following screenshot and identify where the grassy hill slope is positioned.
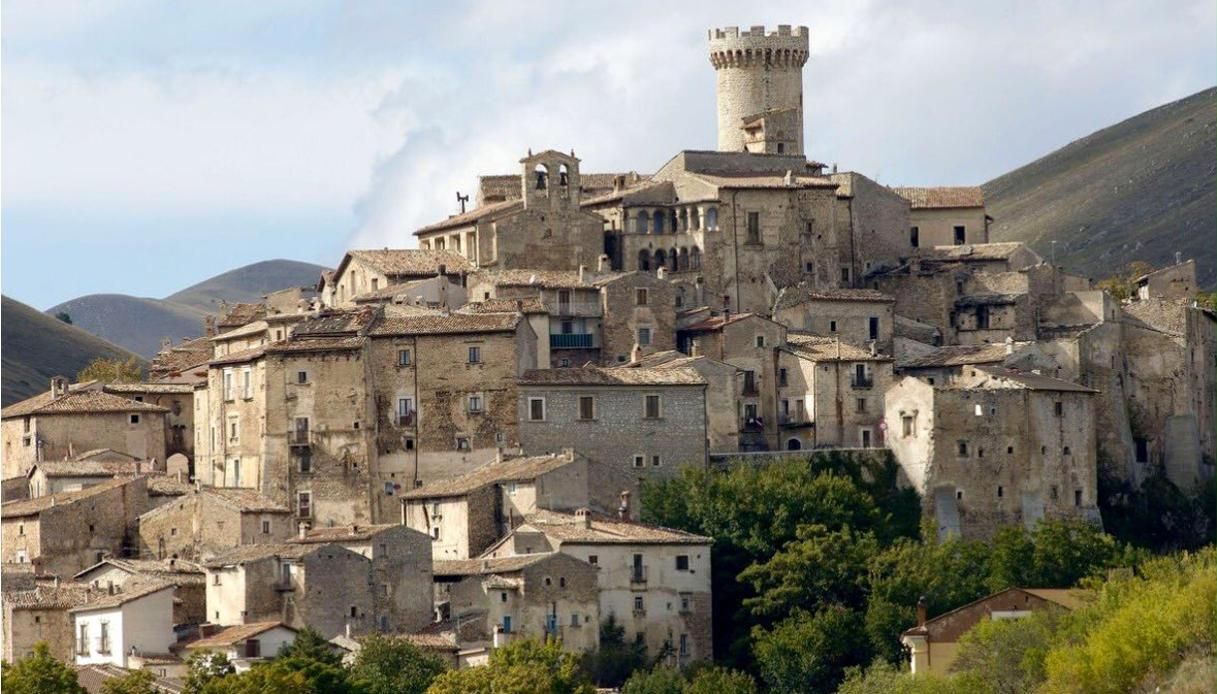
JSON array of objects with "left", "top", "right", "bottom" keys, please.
[
  {"left": 166, "top": 258, "right": 327, "bottom": 312},
  {"left": 46, "top": 294, "right": 207, "bottom": 360},
  {"left": 984, "top": 87, "right": 1216, "bottom": 287},
  {"left": 2, "top": 295, "right": 147, "bottom": 406}
]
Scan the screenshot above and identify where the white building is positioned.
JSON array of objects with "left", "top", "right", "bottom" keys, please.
[
  {"left": 70, "top": 581, "right": 176, "bottom": 668},
  {"left": 185, "top": 622, "right": 298, "bottom": 672}
]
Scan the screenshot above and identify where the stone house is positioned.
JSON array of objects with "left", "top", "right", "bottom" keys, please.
[
  {"left": 902, "top": 587, "right": 1089, "bottom": 677},
  {"left": 402, "top": 451, "right": 636, "bottom": 561},
  {"left": 2, "top": 582, "right": 96, "bottom": 663},
  {"left": 1131, "top": 258, "right": 1197, "bottom": 302},
  {"left": 458, "top": 297, "right": 551, "bottom": 367},
  {"left": 74, "top": 557, "right": 206, "bottom": 626},
  {"left": 885, "top": 368, "right": 1100, "bottom": 540},
  {"left": 70, "top": 580, "right": 176, "bottom": 668},
  {"left": 1, "top": 378, "right": 169, "bottom": 480},
  {"left": 433, "top": 552, "right": 601, "bottom": 654},
  {"left": 203, "top": 542, "right": 381, "bottom": 639},
  {"left": 518, "top": 367, "right": 708, "bottom": 479},
  {"left": 828, "top": 171, "right": 914, "bottom": 278},
  {"left": 102, "top": 383, "right": 196, "bottom": 464},
  {"left": 482, "top": 509, "right": 713, "bottom": 665},
  {"left": 677, "top": 312, "right": 786, "bottom": 450},
  {"left": 596, "top": 271, "right": 677, "bottom": 365},
  {"left": 778, "top": 333, "right": 894, "bottom": 450},
  {"left": 25, "top": 459, "right": 154, "bottom": 498},
  {"left": 350, "top": 274, "right": 467, "bottom": 310},
  {"left": 619, "top": 351, "right": 741, "bottom": 453},
  {"left": 416, "top": 149, "right": 607, "bottom": 272},
  {"left": 136, "top": 487, "right": 293, "bottom": 562},
  {"left": 184, "top": 622, "right": 299, "bottom": 672},
  {"left": 891, "top": 187, "right": 990, "bottom": 248},
  {"left": 289, "top": 524, "right": 434, "bottom": 633},
  {"left": 1, "top": 476, "right": 150, "bottom": 577},
  {"left": 772, "top": 287, "right": 896, "bottom": 353},
  {"left": 327, "top": 249, "right": 473, "bottom": 308}
]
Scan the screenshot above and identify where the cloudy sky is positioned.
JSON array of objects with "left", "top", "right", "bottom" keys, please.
[{"left": 3, "top": 1, "right": 1214, "bottom": 309}]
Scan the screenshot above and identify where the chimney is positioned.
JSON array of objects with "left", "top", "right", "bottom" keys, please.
[
  {"left": 1175, "top": 251, "right": 1182, "bottom": 266},
  {"left": 1005, "top": 336, "right": 1014, "bottom": 355},
  {"left": 657, "top": 266, "right": 667, "bottom": 280},
  {"left": 108, "top": 583, "right": 116, "bottom": 596},
  {"left": 50, "top": 376, "right": 68, "bottom": 398},
  {"left": 916, "top": 596, "right": 927, "bottom": 627},
  {"left": 575, "top": 508, "right": 592, "bottom": 529},
  {"left": 783, "top": 170, "right": 794, "bottom": 186},
  {"left": 631, "top": 342, "right": 642, "bottom": 363},
  {"left": 204, "top": 315, "right": 217, "bottom": 337},
  {"left": 346, "top": 622, "right": 352, "bottom": 639},
  {"left": 597, "top": 254, "right": 610, "bottom": 273},
  {"left": 618, "top": 490, "right": 631, "bottom": 520},
  {"left": 298, "top": 521, "right": 310, "bottom": 540},
  {"left": 869, "top": 340, "right": 877, "bottom": 357},
  {"left": 578, "top": 265, "right": 587, "bottom": 284}
]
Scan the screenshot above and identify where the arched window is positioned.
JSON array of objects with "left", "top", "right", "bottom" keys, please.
[
  {"left": 706, "top": 207, "right": 719, "bottom": 231},
  {"left": 678, "top": 247, "right": 689, "bottom": 271},
  {"left": 653, "top": 210, "right": 666, "bottom": 235},
  {"left": 690, "top": 246, "right": 701, "bottom": 270},
  {"left": 679, "top": 209, "right": 688, "bottom": 232},
  {"left": 668, "top": 250, "right": 678, "bottom": 271},
  {"left": 636, "top": 210, "right": 649, "bottom": 234},
  {"left": 638, "top": 250, "right": 651, "bottom": 271},
  {"left": 786, "top": 438, "right": 802, "bottom": 451},
  {"left": 654, "top": 249, "right": 667, "bottom": 270},
  {"left": 558, "top": 163, "right": 570, "bottom": 187},
  {"left": 690, "top": 207, "right": 701, "bottom": 230},
  {"left": 534, "top": 165, "right": 548, "bottom": 190}
]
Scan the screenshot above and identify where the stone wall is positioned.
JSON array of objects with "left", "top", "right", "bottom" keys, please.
[
  {"left": 600, "top": 274, "right": 676, "bottom": 365},
  {"left": 1, "top": 412, "right": 167, "bottom": 480}
]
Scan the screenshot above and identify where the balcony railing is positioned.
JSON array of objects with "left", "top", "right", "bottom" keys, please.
[
  {"left": 851, "top": 377, "right": 874, "bottom": 389},
  {"left": 779, "top": 415, "right": 811, "bottom": 428},
  {"left": 397, "top": 411, "right": 416, "bottom": 427},
  {"left": 551, "top": 301, "right": 602, "bottom": 317},
  {"left": 550, "top": 333, "right": 595, "bottom": 349},
  {"left": 288, "top": 431, "right": 311, "bottom": 446},
  {"left": 741, "top": 418, "right": 765, "bottom": 433},
  {"left": 629, "top": 566, "right": 648, "bottom": 586},
  {"left": 274, "top": 579, "right": 294, "bottom": 592}
]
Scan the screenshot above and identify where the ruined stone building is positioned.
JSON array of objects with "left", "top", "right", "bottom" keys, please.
[
  {"left": 136, "top": 487, "right": 293, "bottom": 561},
  {"left": 324, "top": 249, "right": 473, "bottom": 308},
  {"left": 101, "top": 383, "right": 195, "bottom": 465},
  {"left": 772, "top": 287, "right": 896, "bottom": 354},
  {"left": 778, "top": 333, "right": 894, "bottom": 450},
  {"left": 3, "top": 582, "right": 99, "bottom": 663}
]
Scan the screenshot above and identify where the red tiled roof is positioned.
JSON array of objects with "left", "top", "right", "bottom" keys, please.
[{"left": 891, "top": 186, "right": 985, "bottom": 209}]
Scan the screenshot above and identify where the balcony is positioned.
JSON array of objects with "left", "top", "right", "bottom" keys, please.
[
  {"left": 780, "top": 415, "right": 811, "bottom": 429},
  {"left": 851, "top": 377, "right": 874, "bottom": 390},
  {"left": 550, "top": 333, "right": 595, "bottom": 349},
  {"left": 274, "top": 579, "right": 294, "bottom": 592},
  {"left": 741, "top": 418, "right": 765, "bottom": 433},
  {"left": 397, "top": 411, "right": 416, "bottom": 427},
  {"left": 552, "top": 301, "right": 601, "bottom": 317},
  {"left": 629, "top": 566, "right": 648, "bottom": 587},
  {"left": 288, "top": 431, "right": 311, "bottom": 447}
]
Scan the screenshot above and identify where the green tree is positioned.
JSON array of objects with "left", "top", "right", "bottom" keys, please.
[
  {"left": 350, "top": 634, "right": 446, "bottom": 694},
  {"left": 751, "top": 606, "right": 868, "bottom": 694},
  {"left": 740, "top": 524, "right": 880, "bottom": 621},
  {"left": 948, "top": 608, "right": 1061, "bottom": 694},
  {"left": 55, "top": 312, "right": 72, "bottom": 324},
  {"left": 100, "top": 669, "right": 159, "bottom": 694},
  {"left": 0, "top": 643, "right": 88, "bottom": 694},
  {"left": 1095, "top": 260, "right": 1155, "bottom": 301},
  {"left": 1098, "top": 470, "right": 1215, "bottom": 552},
  {"left": 76, "top": 356, "right": 143, "bottom": 384},
  {"left": 276, "top": 627, "right": 344, "bottom": 668},
  {"left": 201, "top": 663, "right": 315, "bottom": 694},
  {"left": 621, "top": 666, "right": 686, "bottom": 694},
  {"left": 684, "top": 665, "right": 757, "bottom": 694},
  {"left": 427, "top": 638, "right": 594, "bottom": 694},
  {"left": 183, "top": 651, "right": 235, "bottom": 694},
  {"left": 836, "top": 660, "right": 969, "bottom": 694},
  {"left": 581, "top": 615, "right": 647, "bottom": 687}
]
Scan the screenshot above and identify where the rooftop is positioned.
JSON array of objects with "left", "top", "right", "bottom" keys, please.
[
  {"left": 891, "top": 186, "right": 985, "bottom": 209},
  {"left": 2, "top": 477, "right": 139, "bottom": 519},
  {"left": 474, "top": 269, "right": 601, "bottom": 290},
  {"left": 677, "top": 311, "right": 760, "bottom": 332},
  {"left": 519, "top": 366, "right": 705, "bottom": 386},
  {"left": 201, "top": 542, "right": 318, "bottom": 568},
  {"left": 965, "top": 366, "right": 1098, "bottom": 393},
  {"left": 783, "top": 333, "right": 891, "bottom": 362},
  {"left": 458, "top": 297, "right": 548, "bottom": 315},
  {"left": 897, "top": 343, "right": 1012, "bottom": 369},
  {"left": 290, "top": 523, "right": 401, "bottom": 543},
  {"left": 2, "top": 388, "right": 169, "bottom": 419},
  {"left": 28, "top": 460, "right": 152, "bottom": 479},
  {"left": 689, "top": 172, "right": 838, "bottom": 190},
  {"left": 433, "top": 554, "right": 553, "bottom": 577},
  {"left": 102, "top": 383, "right": 195, "bottom": 395},
  {"left": 917, "top": 242, "right": 1027, "bottom": 262},
  {"left": 203, "top": 487, "right": 292, "bottom": 513},
  {"left": 403, "top": 452, "right": 578, "bottom": 500},
  {"left": 69, "top": 579, "right": 175, "bottom": 613},
  {"left": 5, "top": 583, "right": 96, "bottom": 609},
  {"left": 188, "top": 622, "right": 294, "bottom": 649},
  {"left": 342, "top": 248, "right": 475, "bottom": 276},
  {"left": 523, "top": 509, "right": 711, "bottom": 545},
  {"left": 415, "top": 199, "right": 523, "bottom": 235},
  {"left": 75, "top": 558, "right": 204, "bottom": 586},
  {"left": 774, "top": 286, "right": 895, "bottom": 310},
  {"left": 369, "top": 310, "right": 520, "bottom": 336}
]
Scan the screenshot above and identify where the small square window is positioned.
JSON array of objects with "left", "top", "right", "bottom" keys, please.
[
  {"left": 856, "top": 398, "right": 866, "bottom": 413},
  {"left": 650, "top": 455, "right": 661, "bottom": 467},
  {"left": 638, "top": 327, "right": 652, "bottom": 346},
  {"left": 829, "top": 320, "right": 838, "bottom": 332},
  {"left": 129, "top": 414, "right": 140, "bottom": 424},
  {"left": 644, "top": 395, "right": 661, "bottom": 419},
  {"left": 636, "top": 288, "right": 649, "bottom": 306},
  {"left": 455, "top": 437, "right": 470, "bottom": 451},
  {"left": 404, "top": 437, "right": 415, "bottom": 451},
  {"left": 528, "top": 398, "right": 546, "bottom": 421},
  {"left": 297, "top": 371, "right": 308, "bottom": 384},
  {"left": 397, "top": 349, "right": 412, "bottom": 366},
  {"left": 578, "top": 396, "right": 595, "bottom": 421},
  {"left": 755, "top": 335, "right": 765, "bottom": 348},
  {"left": 468, "top": 346, "right": 482, "bottom": 364},
  {"left": 675, "top": 555, "right": 689, "bottom": 571},
  {"left": 958, "top": 441, "right": 968, "bottom": 457},
  {"left": 633, "top": 455, "right": 645, "bottom": 468},
  {"left": 468, "top": 394, "right": 483, "bottom": 413},
  {"left": 588, "top": 555, "right": 599, "bottom": 565}
]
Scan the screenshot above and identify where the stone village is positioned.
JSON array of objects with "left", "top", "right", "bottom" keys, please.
[{"left": 1, "top": 23, "right": 1212, "bottom": 687}]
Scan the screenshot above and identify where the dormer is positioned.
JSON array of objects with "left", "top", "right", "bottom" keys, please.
[{"left": 520, "top": 149, "right": 582, "bottom": 209}]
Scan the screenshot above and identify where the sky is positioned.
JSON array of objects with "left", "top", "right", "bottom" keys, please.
[{"left": 3, "top": 0, "right": 1215, "bottom": 309}]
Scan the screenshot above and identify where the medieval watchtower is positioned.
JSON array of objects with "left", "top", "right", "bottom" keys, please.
[{"left": 708, "top": 25, "right": 810, "bottom": 155}]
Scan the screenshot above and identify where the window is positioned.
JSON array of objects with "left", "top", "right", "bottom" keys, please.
[
  {"left": 675, "top": 555, "right": 690, "bottom": 571},
  {"left": 679, "top": 634, "right": 689, "bottom": 657},
  {"left": 130, "top": 414, "right": 140, "bottom": 424},
  {"left": 261, "top": 519, "right": 271, "bottom": 534},
  {"left": 680, "top": 594, "right": 691, "bottom": 612},
  {"left": 99, "top": 621, "right": 110, "bottom": 654},
  {"left": 637, "top": 327, "right": 652, "bottom": 346},
  {"left": 213, "top": 574, "right": 222, "bottom": 586},
  {"left": 1054, "top": 401, "right": 1063, "bottom": 416},
  {"left": 869, "top": 317, "right": 879, "bottom": 340},
  {"left": 229, "top": 419, "right": 239, "bottom": 443},
  {"left": 902, "top": 415, "right": 914, "bottom": 437},
  {"left": 78, "top": 624, "right": 89, "bottom": 655},
  {"left": 1007, "top": 446, "right": 1014, "bottom": 454},
  {"left": 636, "top": 288, "right": 649, "bottom": 306},
  {"left": 644, "top": 395, "right": 661, "bottom": 419},
  {"left": 297, "top": 370, "right": 308, "bottom": 385},
  {"left": 779, "top": 368, "right": 788, "bottom": 387},
  {"left": 856, "top": 397, "right": 866, "bottom": 413},
  {"left": 975, "top": 404, "right": 984, "bottom": 416},
  {"left": 910, "top": 226, "right": 920, "bottom": 247},
  {"left": 431, "top": 527, "right": 441, "bottom": 540},
  {"left": 455, "top": 437, "right": 470, "bottom": 451},
  {"left": 1134, "top": 437, "right": 1149, "bottom": 463},
  {"left": 528, "top": 397, "right": 546, "bottom": 421},
  {"left": 397, "top": 398, "right": 414, "bottom": 425},
  {"left": 397, "top": 349, "right": 412, "bottom": 366},
  {"left": 998, "top": 485, "right": 1004, "bottom": 498},
  {"left": 1063, "top": 446, "right": 1071, "bottom": 455},
  {"left": 746, "top": 212, "right": 760, "bottom": 243},
  {"left": 588, "top": 555, "right": 598, "bottom": 565},
  {"left": 404, "top": 437, "right": 415, "bottom": 451},
  {"left": 559, "top": 577, "right": 566, "bottom": 588},
  {"left": 742, "top": 370, "right": 757, "bottom": 394},
  {"left": 468, "top": 394, "right": 483, "bottom": 413},
  {"left": 1074, "top": 489, "right": 1083, "bottom": 506},
  {"left": 297, "top": 448, "right": 312, "bottom": 473},
  {"left": 958, "top": 441, "right": 969, "bottom": 457},
  {"left": 633, "top": 596, "right": 645, "bottom": 612},
  {"left": 829, "top": 320, "right": 838, "bottom": 333},
  {"left": 578, "top": 396, "right": 595, "bottom": 420},
  {"left": 241, "top": 368, "right": 252, "bottom": 399},
  {"left": 953, "top": 225, "right": 966, "bottom": 245},
  {"left": 957, "top": 490, "right": 964, "bottom": 501},
  {"left": 502, "top": 616, "right": 512, "bottom": 633},
  {"left": 297, "top": 492, "right": 312, "bottom": 518},
  {"left": 841, "top": 267, "right": 851, "bottom": 283},
  {"left": 651, "top": 455, "right": 661, "bottom": 467},
  {"left": 507, "top": 481, "right": 518, "bottom": 496},
  {"left": 633, "top": 455, "right": 645, "bottom": 469},
  {"left": 223, "top": 370, "right": 233, "bottom": 400},
  {"left": 468, "top": 346, "right": 481, "bottom": 364}
]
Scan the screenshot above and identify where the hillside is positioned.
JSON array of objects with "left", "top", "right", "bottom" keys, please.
[
  {"left": 45, "top": 259, "right": 328, "bottom": 358},
  {"left": 166, "top": 259, "right": 327, "bottom": 312},
  {"left": 46, "top": 294, "right": 207, "bottom": 359},
  {"left": 2, "top": 295, "right": 147, "bottom": 406},
  {"left": 984, "top": 87, "right": 1216, "bottom": 288}
]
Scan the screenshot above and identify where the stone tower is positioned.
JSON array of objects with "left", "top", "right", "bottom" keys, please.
[{"left": 708, "top": 25, "right": 810, "bottom": 155}]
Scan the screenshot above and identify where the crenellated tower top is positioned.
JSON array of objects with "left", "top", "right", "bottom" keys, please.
[{"left": 708, "top": 25, "right": 810, "bottom": 155}]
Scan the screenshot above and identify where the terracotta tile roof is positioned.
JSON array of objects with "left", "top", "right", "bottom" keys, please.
[
  {"left": 2, "top": 388, "right": 168, "bottom": 419},
  {"left": 433, "top": 554, "right": 553, "bottom": 577},
  {"left": 1022, "top": 588, "right": 1093, "bottom": 611},
  {"left": 369, "top": 310, "right": 520, "bottom": 336},
  {"left": 580, "top": 180, "right": 671, "bottom": 207},
  {"left": 621, "top": 350, "right": 726, "bottom": 371},
  {"left": 210, "top": 320, "right": 268, "bottom": 343},
  {"left": 782, "top": 333, "right": 891, "bottom": 362},
  {"left": 891, "top": 186, "right": 985, "bottom": 209},
  {"left": 147, "top": 477, "right": 193, "bottom": 497},
  {"left": 202, "top": 542, "right": 319, "bottom": 568},
  {"left": 774, "top": 286, "right": 895, "bottom": 310},
  {"left": 414, "top": 199, "right": 523, "bottom": 234},
  {"left": 679, "top": 312, "right": 758, "bottom": 332},
  {"left": 968, "top": 366, "right": 1098, "bottom": 393},
  {"left": 519, "top": 366, "right": 705, "bottom": 386},
  {"left": 474, "top": 269, "right": 598, "bottom": 290},
  {"left": 266, "top": 336, "right": 366, "bottom": 354},
  {"left": 29, "top": 460, "right": 151, "bottom": 479},
  {"left": 4, "top": 583, "right": 96, "bottom": 609},
  {"left": 290, "top": 523, "right": 400, "bottom": 543},
  {"left": 897, "top": 343, "right": 1011, "bottom": 369},
  {"left": 1, "top": 477, "right": 138, "bottom": 518},
  {"left": 69, "top": 578, "right": 174, "bottom": 612},
  {"left": 217, "top": 303, "right": 267, "bottom": 329},
  {"left": 70, "top": 448, "right": 136, "bottom": 462},
  {"left": 75, "top": 558, "right": 204, "bottom": 586},
  {"left": 76, "top": 664, "right": 184, "bottom": 694},
  {"left": 187, "top": 622, "right": 293, "bottom": 649},
  {"left": 344, "top": 249, "right": 475, "bottom": 275},
  {"left": 351, "top": 278, "right": 440, "bottom": 303},
  {"left": 102, "top": 383, "right": 195, "bottom": 395},
  {"left": 204, "top": 487, "right": 291, "bottom": 513},
  {"left": 690, "top": 173, "right": 838, "bottom": 190},
  {"left": 207, "top": 345, "right": 267, "bottom": 366},
  {"left": 524, "top": 510, "right": 711, "bottom": 544},
  {"left": 458, "top": 298, "right": 548, "bottom": 315},
  {"left": 291, "top": 309, "right": 378, "bottom": 336},
  {"left": 918, "top": 242, "right": 1026, "bottom": 262},
  {"left": 402, "top": 630, "right": 460, "bottom": 652},
  {"left": 403, "top": 452, "right": 578, "bottom": 500}
]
